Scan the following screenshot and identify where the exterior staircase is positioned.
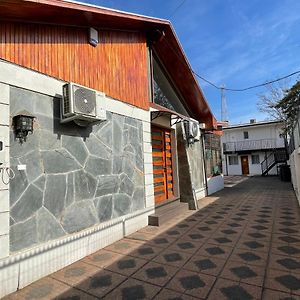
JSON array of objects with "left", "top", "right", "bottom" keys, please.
[
  {"left": 261, "top": 149, "right": 288, "bottom": 176},
  {"left": 148, "top": 199, "right": 189, "bottom": 226}
]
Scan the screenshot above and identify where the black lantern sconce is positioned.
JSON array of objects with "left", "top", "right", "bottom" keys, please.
[{"left": 13, "top": 111, "right": 35, "bottom": 143}]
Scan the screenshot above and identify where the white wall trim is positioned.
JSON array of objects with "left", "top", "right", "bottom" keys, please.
[
  {"left": 0, "top": 206, "right": 154, "bottom": 297},
  {"left": 0, "top": 82, "right": 10, "bottom": 260},
  {"left": 0, "top": 59, "right": 149, "bottom": 122}
]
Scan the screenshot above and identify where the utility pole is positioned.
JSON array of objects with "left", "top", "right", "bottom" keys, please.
[{"left": 221, "top": 84, "right": 228, "bottom": 122}]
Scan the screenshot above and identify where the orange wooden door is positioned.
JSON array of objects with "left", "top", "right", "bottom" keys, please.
[
  {"left": 151, "top": 126, "right": 174, "bottom": 203},
  {"left": 241, "top": 156, "right": 249, "bottom": 175}
]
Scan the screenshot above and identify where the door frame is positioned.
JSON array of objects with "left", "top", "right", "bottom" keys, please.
[
  {"left": 241, "top": 155, "right": 249, "bottom": 175},
  {"left": 151, "top": 124, "right": 179, "bottom": 205}
]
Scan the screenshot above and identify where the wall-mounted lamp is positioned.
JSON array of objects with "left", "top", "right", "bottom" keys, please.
[
  {"left": 13, "top": 111, "right": 35, "bottom": 143},
  {"left": 89, "top": 27, "right": 98, "bottom": 47}
]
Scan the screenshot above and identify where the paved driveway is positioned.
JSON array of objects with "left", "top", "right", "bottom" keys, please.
[{"left": 5, "top": 176, "right": 300, "bottom": 299}]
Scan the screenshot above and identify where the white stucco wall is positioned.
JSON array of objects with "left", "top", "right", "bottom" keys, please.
[
  {"left": 290, "top": 116, "right": 300, "bottom": 205},
  {"left": 222, "top": 122, "right": 284, "bottom": 148},
  {"left": 207, "top": 175, "right": 224, "bottom": 195},
  {"left": 223, "top": 151, "right": 278, "bottom": 176},
  {"left": 221, "top": 121, "right": 284, "bottom": 176},
  {"left": 0, "top": 83, "right": 10, "bottom": 259}
]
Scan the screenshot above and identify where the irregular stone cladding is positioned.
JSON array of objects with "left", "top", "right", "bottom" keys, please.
[{"left": 9, "top": 87, "right": 145, "bottom": 252}]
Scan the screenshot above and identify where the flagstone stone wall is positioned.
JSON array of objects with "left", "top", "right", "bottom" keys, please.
[{"left": 9, "top": 86, "right": 145, "bottom": 252}]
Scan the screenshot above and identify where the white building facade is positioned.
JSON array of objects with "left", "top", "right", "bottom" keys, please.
[
  {"left": 289, "top": 112, "right": 300, "bottom": 204},
  {"left": 222, "top": 120, "right": 286, "bottom": 176}
]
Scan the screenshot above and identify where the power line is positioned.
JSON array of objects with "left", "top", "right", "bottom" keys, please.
[
  {"left": 168, "top": 0, "right": 187, "bottom": 19},
  {"left": 193, "top": 68, "right": 300, "bottom": 92},
  {"left": 161, "top": 32, "right": 300, "bottom": 92},
  {"left": 219, "top": 70, "right": 300, "bottom": 92}
]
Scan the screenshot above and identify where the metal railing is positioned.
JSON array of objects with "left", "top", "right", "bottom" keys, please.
[
  {"left": 223, "top": 139, "right": 284, "bottom": 152},
  {"left": 261, "top": 149, "right": 287, "bottom": 175}
]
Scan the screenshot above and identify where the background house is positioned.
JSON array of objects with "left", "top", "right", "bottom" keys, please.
[
  {"left": 0, "top": 0, "right": 220, "bottom": 297},
  {"left": 222, "top": 119, "right": 286, "bottom": 176}
]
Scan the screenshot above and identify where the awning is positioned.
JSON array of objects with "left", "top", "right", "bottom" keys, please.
[{"left": 150, "top": 103, "right": 191, "bottom": 126}]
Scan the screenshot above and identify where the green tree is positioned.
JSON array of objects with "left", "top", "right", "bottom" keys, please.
[{"left": 276, "top": 80, "right": 300, "bottom": 134}]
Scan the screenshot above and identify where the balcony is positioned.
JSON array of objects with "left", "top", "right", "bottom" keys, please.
[{"left": 223, "top": 138, "right": 285, "bottom": 153}]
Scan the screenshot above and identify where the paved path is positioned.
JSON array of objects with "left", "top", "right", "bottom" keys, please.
[{"left": 5, "top": 176, "right": 300, "bottom": 299}]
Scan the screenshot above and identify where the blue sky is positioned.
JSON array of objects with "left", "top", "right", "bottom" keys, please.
[{"left": 81, "top": 0, "right": 300, "bottom": 124}]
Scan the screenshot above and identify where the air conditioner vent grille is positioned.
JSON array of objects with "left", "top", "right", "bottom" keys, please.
[
  {"left": 63, "top": 85, "right": 70, "bottom": 114},
  {"left": 73, "top": 86, "right": 96, "bottom": 115}
]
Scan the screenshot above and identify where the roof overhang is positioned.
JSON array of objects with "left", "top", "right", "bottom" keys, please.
[
  {"left": 0, "top": 0, "right": 216, "bottom": 128},
  {"left": 150, "top": 103, "right": 191, "bottom": 127}
]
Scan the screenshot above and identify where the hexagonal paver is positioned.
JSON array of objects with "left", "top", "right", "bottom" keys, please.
[
  {"left": 230, "top": 266, "right": 257, "bottom": 279},
  {"left": 220, "top": 285, "right": 253, "bottom": 300},
  {"left": 275, "top": 275, "right": 300, "bottom": 290}
]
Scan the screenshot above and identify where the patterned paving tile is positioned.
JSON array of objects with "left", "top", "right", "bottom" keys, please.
[
  {"left": 197, "top": 243, "right": 233, "bottom": 260},
  {"left": 207, "top": 235, "right": 238, "bottom": 247},
  {"left": 132, "top": 261, "right": 178, "bottom": 287},
  {"left": 4, "top": 277, "right": 71, "bottom": 300},
  {"left": 247, "top": 232, "right": 268, "bottom": 239},
  {"left": 237, "top": 239, "right": 270, "bottom": 252},
  {"left": 227, "top": 222, "right": 243, "bottom": 228},
  {"left": 184, "top": 232, "right": 208, "bottom": 242},
  {"left": 153, "top": 249, "right": 192, "bottom": 268},
  {"left": 104, "top": 238, "right": 144, "bottom": 255},
  {"left": 76, "top": 269, "right": 127, "bottom": 298},
  {"left": 221, "top": 260, "right": 265, "bottom": 286},
  {"left": 279, "top": 227, "right": 299, "bottom": 234},
  {"left": 265, "top": 269, "right": 300, "bottom": 295},
  {"left": 280, "top": 221, "right": 298, "bottom": 227},
  {"left": 262, "top": 288, "right": 300, "bottom": 300},
  {"left": 147, "top": 235, "right": 177, "bottom": 249},
  {"left": 153, "top": 288, "right": 198, "bottom": 299},
  {"left": 230, "top": 249, "right": 268, "bottom": 267},
  {"left": 104, "top": 255, "right": 148, "bottom": 276},
  {"left": 183, "top": 254, "right": 226, "bottom": 276},
  {"left": 251, "top": 225, "right": 269, "bottom": 231},
  {"left": 269, "top": 254, "right": 300, "bottom": 273},
  {"left": 166, "top": 269, "right": 216, "bottom": 299},
  {"left": 208, "top": 278, "right": 262, "bottom": 300},
  {"left": 220, "top": 229, "right": 238, "bottom": 235},
  {"left": 56, "top": 288, "right": 99, "bottom": 300},
  {"left": 130, "top": 244, "right": 163, "bottom": 260},
  {"left": 50, "top": 261, "right": 100, "bottom": 286},
  {"left": 83, "top": 250, "right": 124, "bottom": 269},
  {"left": 169, "top": 238, "right": 203, "bottom": 254},
  {"left": 103, "top": 278, "right": 161, "bottom": 300},
  {"left": 271, "top": 245, "right": 300, "bottom": 257}
]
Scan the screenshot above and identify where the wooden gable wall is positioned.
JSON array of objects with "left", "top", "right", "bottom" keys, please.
[{"left": 0, "top": 22, "right": 150, "bottom": 110}]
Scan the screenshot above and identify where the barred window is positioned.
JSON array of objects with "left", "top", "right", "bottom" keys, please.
[
  {"left": 228, "top": 156, "right": 238, "bottom": 165},
  {"left": 251, "top": 154, "right": 260, "bottom": 164}
]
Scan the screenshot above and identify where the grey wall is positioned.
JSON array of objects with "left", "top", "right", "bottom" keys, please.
[
  {"left": 176, "top": 124, "right": 205, "bottom": 209},
  {"left": 186, "top": 139, "right": 205, "bottom": 191},
  {"left": 9, "top": 87, "right": 145, "bottom": 253}
]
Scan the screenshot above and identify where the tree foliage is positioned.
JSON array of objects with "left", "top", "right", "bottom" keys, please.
[
  {"left": 257, "top": 81, "right": 288, "bottom": 121},
  {"left": 276, "top": 80, "right": 300, "bottom": 134},
  {"left": 257, "top": 80, "right": 300, "bottom": 134}
]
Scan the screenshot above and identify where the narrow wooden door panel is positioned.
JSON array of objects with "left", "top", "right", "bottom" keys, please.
[
  {"left": 151, "top": 127, "right": 174, "bottom": 203},
  {"left": 241, "top": 156, "right": 249, "bottom": 175}
]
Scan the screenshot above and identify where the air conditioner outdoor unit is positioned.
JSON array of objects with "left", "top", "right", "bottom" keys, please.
[
  {"left": 185, "top": 120, "right": 200, "bottom": 142},
  {"left": 61, "top": 82, "right": 107, "bottom": 126}
]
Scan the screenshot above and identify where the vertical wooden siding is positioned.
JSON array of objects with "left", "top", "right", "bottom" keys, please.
[{"left": 0, "top": 22, "right": 149, "bottom": 110}]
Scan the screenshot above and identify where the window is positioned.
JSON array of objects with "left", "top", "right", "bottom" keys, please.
[
  {"left": 243, "top": 131, "right": 249, "bottom": 139},
  {"left": 251, "top": 154, "right": 260, "bottom": 164},
  {"left": 152, "top": 56, "right": 188, "bottom": 114},
  {"left": 228, "top": 156, "right": 238, "bottom": 165}
]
